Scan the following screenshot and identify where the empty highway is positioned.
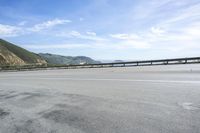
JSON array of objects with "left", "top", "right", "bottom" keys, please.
[{"left": 0, "top": 64, "right": 200, "bottom": 133}]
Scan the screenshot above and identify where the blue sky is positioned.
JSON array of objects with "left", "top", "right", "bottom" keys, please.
[{"left": 0, "top": 0, "right": 200, "bottom": 60}]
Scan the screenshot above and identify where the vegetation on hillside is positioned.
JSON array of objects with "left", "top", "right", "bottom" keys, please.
[
  {"left": 39, "top": 53, "right": 101, "bottom": 65},
  {"left": 0, "top": 39, "right": 46, "bottom": 65}
]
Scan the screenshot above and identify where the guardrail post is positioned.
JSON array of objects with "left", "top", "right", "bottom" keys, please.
[
  {"left": 164, "top": 61, "right": 168, "bottom": 65},
  {"left": 185, "top": 59, "right": 187, "bottom": 64}
]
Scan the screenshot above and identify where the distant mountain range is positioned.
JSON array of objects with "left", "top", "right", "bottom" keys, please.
[
  {"left": 0, "top": 39, "right": 100, "bottom": 66},
  {"left": 39, "top": 53, "right": 101, "bottom": 65}
]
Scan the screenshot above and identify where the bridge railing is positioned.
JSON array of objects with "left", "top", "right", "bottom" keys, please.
[
  {"left": 58, "top": 57, "right": 200, "bottom": 68},
  {"left": 1, "top": 57, "right": 200, "bottom": 71}
]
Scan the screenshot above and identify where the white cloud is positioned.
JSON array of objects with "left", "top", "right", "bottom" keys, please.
[
  {"left": 86, "top": 31, "right": 96, "bottom": 36},
  {"left": 109, "top": 19, "right": 199, "bottom": 50},
  {"left": 23, "top": 43, "right": 91, "bottom": 49},
  {"left": 79, "top": 17, "right": 84, "bottom": 21},
  {"left": 163, "top": 3, "right": 200, "bottom": 25},
  {"left": 131, "top": 2, "right": 200, "bottom": 52},
  {"left": 114, "top": 40, "right": 150, "bottom": 49},
  {"left": 58, "top": 30, "right": 106, "bottom": 41},
  {"left": 29, "top": 19, "right": 71, "bottom": 32},
  {"left": 110, "top": 33, "right": 140, "bottom": 40},
  {"left": 0, "top": 24, "right": 22, "bottom": 37},
  {"left": 18, "top": 21, "right": 27, "bottom": 26},
  {"left": 109, "top": 33, "right": 150, "bottom": 49},
  {"left": 69, "top": 31, "right": 81, "bottom": 37},
  {"left": 182, "top": 23, "right": 200, "bottom": 37},
  {"left": 150, "top": 27, "right": 165, "bottom": 36},
  {"left": 0, "top": 18, "right": 72, "bottom": 37}
]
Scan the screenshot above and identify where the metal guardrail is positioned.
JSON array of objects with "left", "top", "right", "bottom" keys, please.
[
  {"left": 60, "top": 57, "right": 200, "bottom": 69},
  {"left": 1, "top": 57, "right": 200, "bottom": 71}
]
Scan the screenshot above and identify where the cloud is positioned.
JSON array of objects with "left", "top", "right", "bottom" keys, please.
[
  {"left": 109, "top": 18, "right": 200, "bottom": 50},
  {"left": 110, "top": 33, "right": 150, "bottom": 49},
  {"left": 23, "top": 43, "right": 91, "bottom": 49},
  {"left": 18, "top": 21, "right": 27, "bottom": 26},
  {"left": 162, "top": 2, "right": 200, "bottom": 25},
  {"left": 69, "top": 31, "right": 81, "bottom": 37},
  {"left": 0, "top": 18, "right": 72, "bottom": 37},
  {"left": 29, "top": 19, "right": 71, "bottom": 32},
  {"left": 0, "top": 24, "right": 22, "bottom": 37},
  {"left": 58, "top": 30, "right": 106, "bottom": 41},
  {"left": 123, "top": 2, "right": 200, "bottom": 52},
  {"left": 150, "top": 27, "right": 165, "bottom": 36},
  {"left": 86, "top": 31, "right": 96, "bottom": 36},
  {"left": 1, "top": 0, "right": 200, "bottom": 58},
  {"left": 110, "top": 33, "right": 140, "bottom": 40},
  {"left": 79, "top": 17, "right": 84, "bottom": 21},
  {"left": 114, "top": 40, "right": 150, "bottom": 49}
]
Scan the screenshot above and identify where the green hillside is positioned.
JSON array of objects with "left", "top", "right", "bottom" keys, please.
[
  {"left": 0, "top": 39, "right": 46, "bottom": 65},
  {"left": 39, "top": 53, "right": 101, "bottom": 65}
]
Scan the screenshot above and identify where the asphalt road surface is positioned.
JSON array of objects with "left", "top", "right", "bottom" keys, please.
[{"left": 0, "top": 64, "right": 200, "bottom": 133}]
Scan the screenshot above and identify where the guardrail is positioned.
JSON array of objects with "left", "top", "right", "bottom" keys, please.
[
  {"left": 1, "top": 57, "right": 200, "bottom": 71},
  {"left": 58, "top": 57, "right": 200, "bottom": 69}
]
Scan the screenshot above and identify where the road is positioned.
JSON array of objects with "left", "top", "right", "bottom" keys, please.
[{"left": 0, "top": 64, "right": 200, "bottom": 133}]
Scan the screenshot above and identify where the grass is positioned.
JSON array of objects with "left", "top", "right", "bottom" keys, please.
[{"left": 0, "top": 39, "right": 45, "bottom": 64}]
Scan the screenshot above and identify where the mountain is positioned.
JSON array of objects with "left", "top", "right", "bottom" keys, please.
[
  {"left": 0, "top": 39, "right": 100, "bottom": 66},
  {"left": 39, "top": 53, "right": 101, "bottom": 65},
  {"left": 113, "top": 60, "right": 124, "bottom": 63},
  {"left": 0, "top": 39, "right": 46, "bottom": 65}
]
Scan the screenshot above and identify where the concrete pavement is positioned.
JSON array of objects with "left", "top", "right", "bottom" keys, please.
[{"left": 0, "top": 64, "right": 200, "bottom": 133}]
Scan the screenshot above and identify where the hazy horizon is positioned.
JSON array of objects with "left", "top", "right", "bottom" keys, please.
[{"left": 0, "top": 0, "right": 200, "bottom": 60}]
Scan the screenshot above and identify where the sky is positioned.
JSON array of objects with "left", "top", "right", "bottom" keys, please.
[{"left": 0, "top": 0, "right": 200, "bottom": 60}]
